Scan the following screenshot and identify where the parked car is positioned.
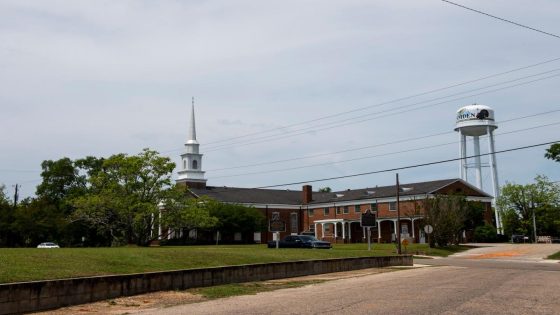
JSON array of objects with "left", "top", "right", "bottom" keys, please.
[
  {"left": 511, "top": 235, "right": 528, "bottom": 243},
  {"left": 37, "top": 242, "right": 60, "bottom": 248},
  {"left": 267, "top": 235, "right": 331, "bottom": 249}
]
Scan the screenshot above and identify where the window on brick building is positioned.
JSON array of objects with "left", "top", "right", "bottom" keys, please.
[
  {"left": 389, "top": 202, "right": 397, "bottom": 211},
  {"left": 371, "top": 202, "right": 378, "bottom": 211},
  {"left": 309, "top": 224, "right": 315, "bottom": 232},
  {"left": 324, "top": 207, "right": 330, "bottom": 216},
  {"left": 308, "top": 209, "right": 314, "bottom": 217},
  {"left": 343, "top": 206, "right": 349, "bottom": 214},
  {"left": 354, "top": 205, "right": 361, "bottom": 213},
  {"left": 336, "top": 207, "right": 342, "bottom": 215}
]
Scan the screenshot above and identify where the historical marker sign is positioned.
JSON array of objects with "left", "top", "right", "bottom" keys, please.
[
  {"left": 269, "top": 220, "right": 286, "bottom": 232},
  {"left": 360, "top": 209, "right": 377, "bottom": 227}
]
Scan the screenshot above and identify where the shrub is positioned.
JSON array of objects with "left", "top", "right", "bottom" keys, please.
[{"left": 474, "top": 224, "right": 498, "bottom": 242}]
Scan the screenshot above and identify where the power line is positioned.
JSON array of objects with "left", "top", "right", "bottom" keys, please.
[
  {"left": 206, "top": 109, "right": 560, "bottom": 172},
  {"left": 441, "top": 0, "right": 560, "bottom": 39},
  {"left": 208, "top": 121, "right": 560, "bottom": 179},
  {"left": 204, "top": 71, "right": 560, "bottom": 152},
  {"left": 159, "top": 57, "right": 560, "bottom": 154},
  {"left": 253, "top": 140, "right": 559, "bottom": 189},
  {"left": 200, "top": 57, "right": 560, "bottom": 147}
]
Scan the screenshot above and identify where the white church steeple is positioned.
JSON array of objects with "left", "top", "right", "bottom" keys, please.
[{"left": 176, "top": 97, "right": 207, "bottom": 189}]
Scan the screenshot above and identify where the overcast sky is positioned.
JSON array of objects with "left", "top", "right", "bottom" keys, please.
[{"left": 1, "top": 0, "right": 559, "bottom": 199}]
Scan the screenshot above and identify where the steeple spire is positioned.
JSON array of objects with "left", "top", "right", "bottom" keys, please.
[
  {"left": 188, "top": 96, "right": 197, "bottom": 142},
  {"left": 177, "top": 97, "right": 206, "bottom": 189}
]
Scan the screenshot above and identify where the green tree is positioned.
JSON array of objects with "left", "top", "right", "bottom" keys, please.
[
  {"left": 162, "top": 193, "right": 219, "bottom": 235},
  {"left": 545, "top": 143, "right": 560, "bottom": 162},
  {"left": 34, "top": 156, "right": 105, "bottom": 246},
  {"left": 424, "top": 194, "right": 469, "bottom": 247},
  {"left": 209, "top": 202, "right": 265, "bottom": 242},
  {"left": 72, "top": 149, "right": 176, "bottom": 246},
  {"left": 497, "top": 175, "right": 560, "bottom": 239},
  {"left": 11, "top": 198, "right": 66, "bottom": 247},
  {"left": 0, "top": 184, "right": 15, "bottom": 246},
  {"left": 318, "top": 187, "right": 332, "bottom": 193}
]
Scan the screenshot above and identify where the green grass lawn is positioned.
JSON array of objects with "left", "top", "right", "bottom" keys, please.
[
  {"left": 547, "top": 251, "right": 560, "bottom": 260},
  {"left": 0, "top": 243, "right": 468, "bottom": 284}
]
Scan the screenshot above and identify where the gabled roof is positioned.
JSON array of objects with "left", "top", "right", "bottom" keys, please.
[
  {"left": 189, "top": 186, "right": 302, "bottom": 205},
  {"left": 188, "top": 178, "right": 491, "bottom": 206},
  {"left": 310, "top": 178, "right": 491, "bottom": 204}
]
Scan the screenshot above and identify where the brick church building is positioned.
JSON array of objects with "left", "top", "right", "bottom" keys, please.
[{"left": 173, "top": 103, "right": 494, "bottom": 244}]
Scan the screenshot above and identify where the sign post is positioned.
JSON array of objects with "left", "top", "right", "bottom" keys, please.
[
  {"left": 269, "top": 218, "right": 286, "bottom": 249},
  {"left": 424, "top": 224, "right": 433, "bottom": 247},
  {"left": 361, "top": 209, "right": 377, "bottom": 251}
]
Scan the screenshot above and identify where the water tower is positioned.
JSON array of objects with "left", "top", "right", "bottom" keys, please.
[{"left": 455, "top": 104, "right": 502, "bottom": 233}]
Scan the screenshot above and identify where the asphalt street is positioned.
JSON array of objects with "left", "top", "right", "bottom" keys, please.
[{"left": 139, "top": 244, "right": 560, "bottom": 315}]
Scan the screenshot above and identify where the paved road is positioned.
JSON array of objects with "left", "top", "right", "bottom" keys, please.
[{"left": 140, "top": 244, "right": 560, "bottom": 315}]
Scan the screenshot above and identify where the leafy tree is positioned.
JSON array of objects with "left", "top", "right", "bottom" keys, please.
[
  {"left": 424, "top": 194, "right": 469, "bottom": 247},
  {"left": 162, "top": 193, "right": 219, "bottom": 235},
  {"left": 474, "top": 224, "right": 498, "bottom": 242},
  {"left": 34, "top": 156, "right": 105, "bottom": 246},
  {"left": 0, "top": 184, "right": 15, "bottom": 246},
  {"left": 72, "top": 149, "right": 175, "bottom": 246},
  {"left": 497, "top": 175, "right": 560, "bottom": 239},
  {"left": 318, "top": 187, "right": 332, "bottom": 193},
  {"left": 209, "top": 202, "right": 265, "bottom": 242},
  {"left": 545, "top": 143, "right": 560, "bottom": 162},
  {"left": 11, "top": 198, "right": 65, "bottom": 247}
]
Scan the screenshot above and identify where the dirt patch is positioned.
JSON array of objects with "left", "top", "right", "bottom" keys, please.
[
  {"left": 468, "top": 250, "right": 527, "bottom": 259},
  {"left": 35, "top": 291, "right": 206, "bottom": 315}
]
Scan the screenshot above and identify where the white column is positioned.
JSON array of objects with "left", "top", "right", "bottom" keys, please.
[
  {"left": 460, "top": 133, "right": 467, "bottom": 181},
  {"left": 158, "top": 209, "right": 162, "bottom": 240},
  {"left": 473, "top": 135, "right": 483, "bottom": 190},
  {"left": 393, "top": 220, "right": 398, "bottom": 241},
  {"left": 488, "top": 127, "right": 502, "bottom": 233},
  {"left": 348, "top": 222, "right": 352, "bottom": 240},
  {"left": 363, "top": 226, "right": 366, "bottom": 239},
  {"left": 342, "top": 221, "right": 346, "bottom": 240},
  {"left": 321, "top": 223, "right": 325, "bottom": 238},
  {"left": 314, "top": 223, "right": 318, "bottom": 238},
  {"left": 334, "top": 223, "right": 338, "bottom": 239},
  {"left": 378, "top": 221, "right": 382, "bottom": 239},
  {"left": 411, "top": 218, "right": 416, "bottom": 239}
]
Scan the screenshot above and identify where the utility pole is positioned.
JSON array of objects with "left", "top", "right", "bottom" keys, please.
[
  {"left": 396, "top": 173, "right": 401, "bottom": 255},
  {"left": 531, "top": 196, "right": 537, "bottom": 243},
  {"left": 12, "top": 184, "right": 19, "bottom": 208}
]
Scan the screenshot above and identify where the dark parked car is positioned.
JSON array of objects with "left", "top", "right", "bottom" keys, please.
[
  {"left": 267, "top": 235, "right": 331, "bottom": 249},
  {"left": 512, "top": 234, "right": 528, "bottom": 243}
]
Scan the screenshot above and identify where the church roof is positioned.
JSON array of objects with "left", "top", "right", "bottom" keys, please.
[{"left": 188, "top": 178, "right": 491, "bottom": 206}]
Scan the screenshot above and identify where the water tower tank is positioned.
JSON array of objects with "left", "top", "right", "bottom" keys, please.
[{"left": 454, "top": 104, "right": 497, "bottom": 136}]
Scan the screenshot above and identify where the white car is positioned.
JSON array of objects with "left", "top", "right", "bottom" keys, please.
[{"left": 37, "top": 242, "right": 60, "bottom": 248}]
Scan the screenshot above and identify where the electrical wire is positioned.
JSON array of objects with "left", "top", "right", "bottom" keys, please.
[
  {"left": 202, "top": 57, "right": 560, "bottom": 147},
  {"left": 253, "top": 140, "right": 559, "bottom": 189},
  {"left": 204, "top": 108, "right": 560, "bottom": 172},
  {"left": 204, "top": 71, "right": 560, "bottom": 152},
  {"left": 208, "top": 121, "right": 560, "bottom": 179},
  {"left": 441, "top": 0, "right": 560, "bottom": 39}
]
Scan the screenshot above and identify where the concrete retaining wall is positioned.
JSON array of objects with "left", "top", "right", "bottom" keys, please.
[{"left": 0, "top": 255, "right": 411, "bottom": 314}]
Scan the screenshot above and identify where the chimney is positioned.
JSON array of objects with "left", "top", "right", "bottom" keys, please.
[{"left": 302, "top": 185, "right": 312, "bottom": 204}]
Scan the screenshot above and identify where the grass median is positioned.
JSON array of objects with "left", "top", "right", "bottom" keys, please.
[
  {"left": 548, "top": 251, "right": 560, "bottom": 260},
  {"left": 0, "top": 243, "right": 467, "bottom": 284}
]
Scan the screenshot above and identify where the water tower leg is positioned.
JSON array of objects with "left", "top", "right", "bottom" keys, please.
[
  {"left": 460, "top": 133, "right": 467, "bottom": 181},
  {"left": 473, "top": 136, "right": 483, "bottom": 190},
  {"left": 487, "top": 128, "right": 502, "bottom": 234}
]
